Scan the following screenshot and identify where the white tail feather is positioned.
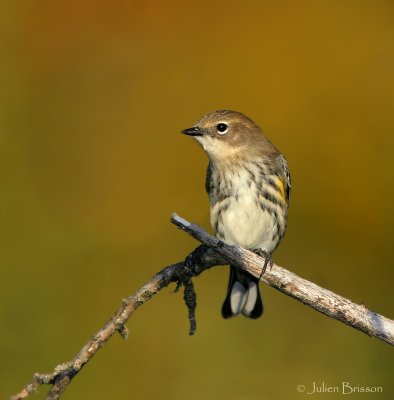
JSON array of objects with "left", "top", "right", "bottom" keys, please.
[
  {"left": 242, "top": 282, "right": 258, "bottom": 317},
  {"left": 230, "top": 281, "right": 248, "bottom": 315}
]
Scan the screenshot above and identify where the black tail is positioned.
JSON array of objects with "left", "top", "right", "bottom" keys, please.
[{"left": 221, "top": 265, "right": 263, "bottom": 319}]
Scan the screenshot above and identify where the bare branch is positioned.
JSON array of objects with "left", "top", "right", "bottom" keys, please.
[
  {"left": 171, "top": 213, "right": 394, "bottom": 346},
  {"left": 10, "top": 244, "right": 224, "bottom": 400},
  {"left": 10, "top": 213, "right": 393, "bottom": 400}
]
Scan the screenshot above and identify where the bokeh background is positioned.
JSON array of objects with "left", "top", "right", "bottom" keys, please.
[{"left": 1, "top": 1, "right": 393, "bottom": 399}]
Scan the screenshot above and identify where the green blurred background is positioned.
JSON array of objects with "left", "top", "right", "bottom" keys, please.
[{"left": 1, "top": 1, "right": 393, "bottom": 399}]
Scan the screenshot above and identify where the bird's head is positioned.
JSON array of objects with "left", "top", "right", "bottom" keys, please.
[{"left": 181, "top": 110, "right": 277, "bottom": 163}]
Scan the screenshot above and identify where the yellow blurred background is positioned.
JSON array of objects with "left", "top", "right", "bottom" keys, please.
[{"left": 1, "top": 1, "right": 393, "bottom": 399}]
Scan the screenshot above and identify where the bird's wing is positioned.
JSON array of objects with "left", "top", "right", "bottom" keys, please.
[
  {"left": 205, "top": 162, "right": 213, "bottom": 194},
  {"left": 278, "top": 154, "right": 291, "bottom": 204}
]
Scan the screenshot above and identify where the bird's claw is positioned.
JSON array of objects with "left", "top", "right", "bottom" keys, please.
[{"left": 253, "top": 249, "right": 273, "bottom": 279}]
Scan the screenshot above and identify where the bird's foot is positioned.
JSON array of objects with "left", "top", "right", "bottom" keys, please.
[{"left": 253, "top": 249, "right": 273, "bottom": 278}]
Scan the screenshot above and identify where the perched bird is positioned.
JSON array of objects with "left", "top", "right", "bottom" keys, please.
[{"left": 182, "top": 110, "right": 291, "bottom": 319}]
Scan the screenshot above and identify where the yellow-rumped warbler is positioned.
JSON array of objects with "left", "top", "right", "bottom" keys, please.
[{"left": 182, "top": 110, "right": 291, "bottom": 319}]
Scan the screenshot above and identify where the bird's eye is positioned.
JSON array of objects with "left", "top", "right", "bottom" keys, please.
[{"left": 216, "top": 123, "right": 228, "bottom": 134}]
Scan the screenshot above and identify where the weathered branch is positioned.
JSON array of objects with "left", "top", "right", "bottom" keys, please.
[
  {"left": 171, "top": 213, "right": 394, "bottom": 345},
  {"left": 10, "top": 214, "right": 394, "bottom": 400}
]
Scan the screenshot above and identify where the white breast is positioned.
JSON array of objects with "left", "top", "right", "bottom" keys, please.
[{"left": 210, "top": 168, "right": 278, "bottom": 252}]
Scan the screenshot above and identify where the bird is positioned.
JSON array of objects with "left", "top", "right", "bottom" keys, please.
[{"left": 181, "top": 110, "right": 291, "bottom": 319}]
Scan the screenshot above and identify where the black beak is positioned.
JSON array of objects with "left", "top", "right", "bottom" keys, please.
[{"left": 181, "top": 126, "right": 203, "bottom": 136}]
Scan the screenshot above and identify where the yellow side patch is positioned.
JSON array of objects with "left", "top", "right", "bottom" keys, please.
[{"left": 274, "top": 176, "right": 286, "bottom": 203}]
